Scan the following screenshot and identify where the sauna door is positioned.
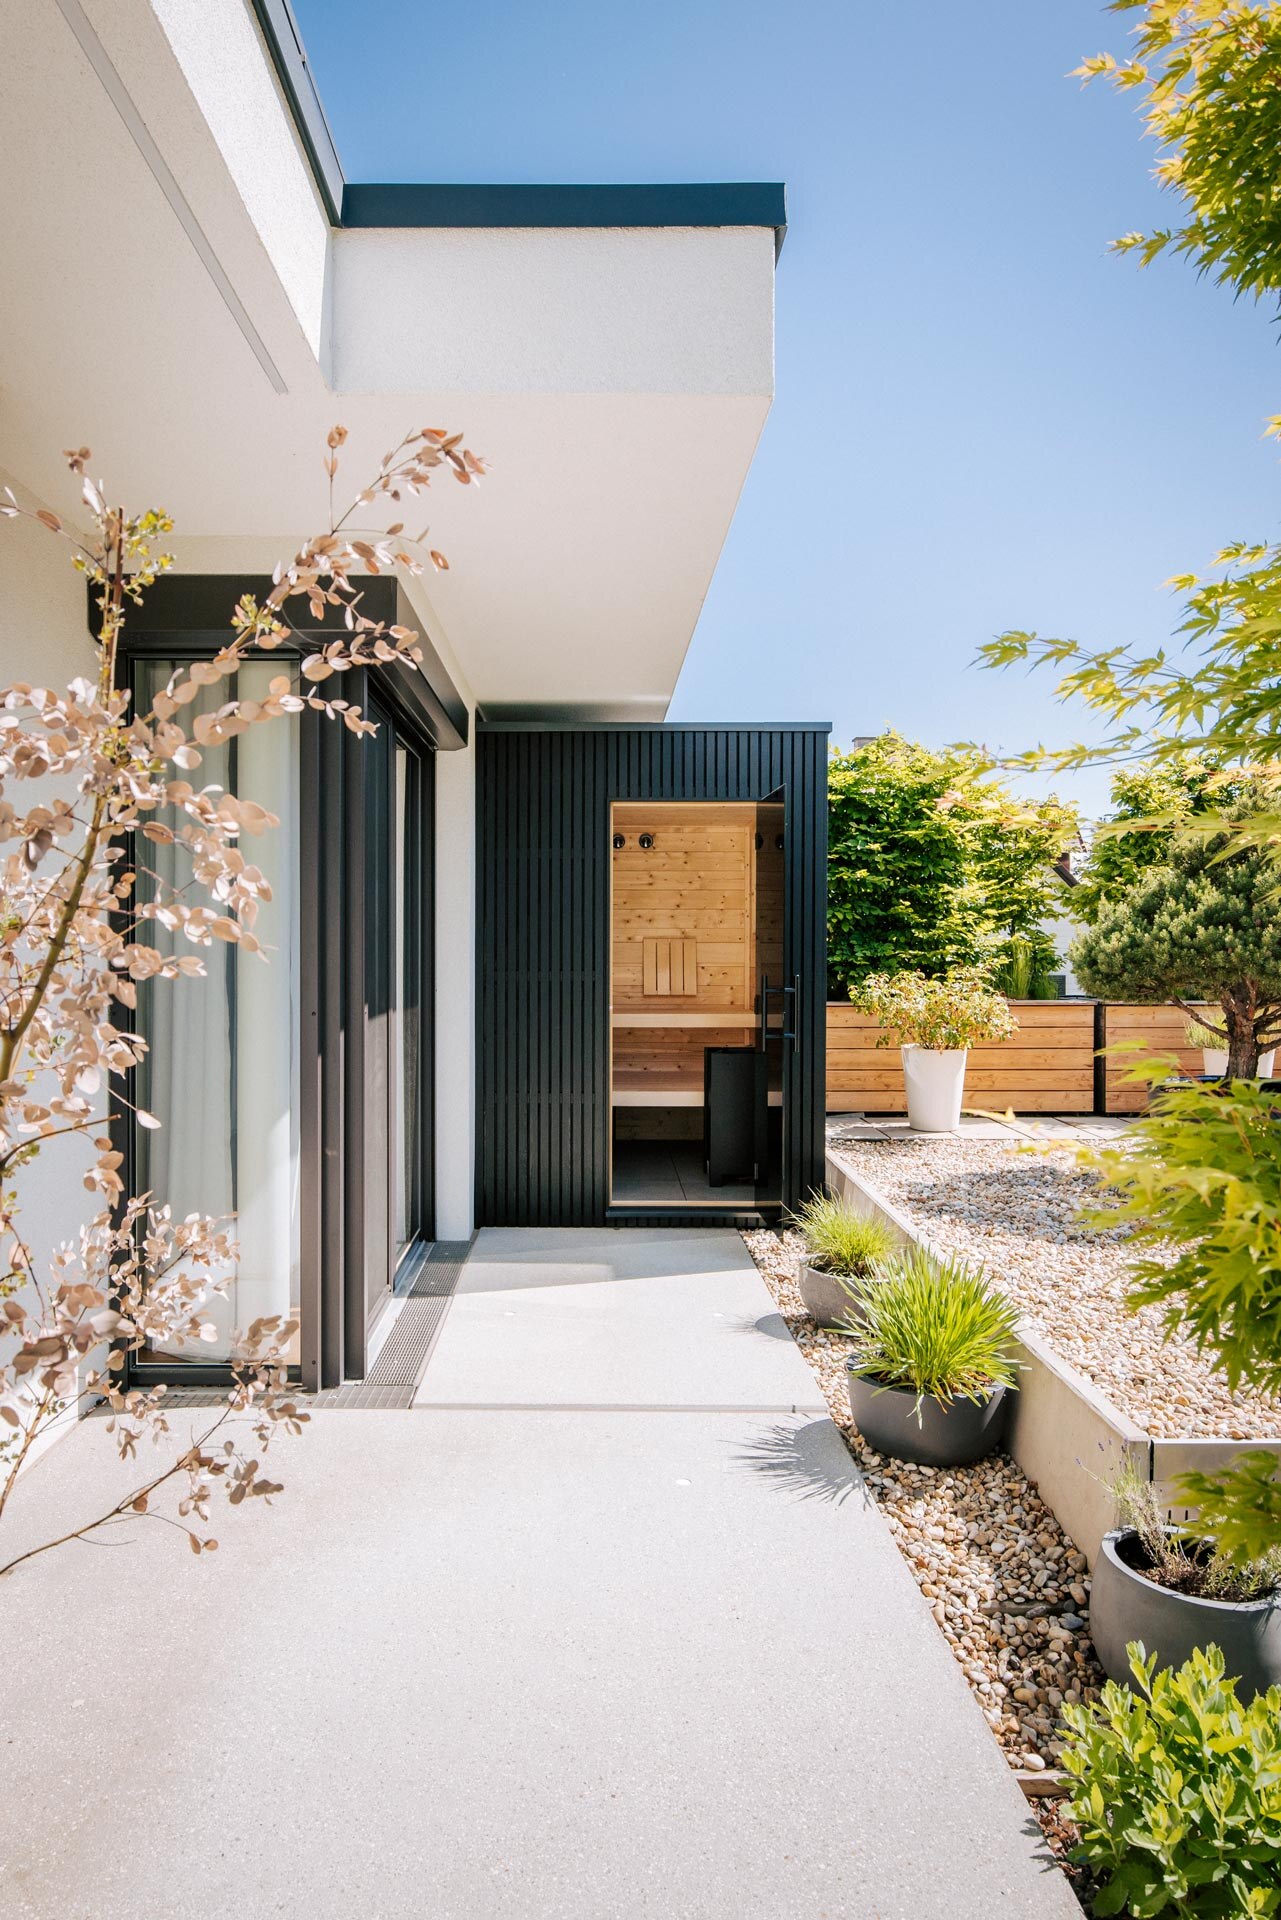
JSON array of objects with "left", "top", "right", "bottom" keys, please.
[{"left": 754, "top": 790, "right": 787, "bottom": 1205}]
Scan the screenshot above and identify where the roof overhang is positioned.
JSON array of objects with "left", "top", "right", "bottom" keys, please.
[{"left": 1, "top": 0, "right": 781, "bottom": 721}]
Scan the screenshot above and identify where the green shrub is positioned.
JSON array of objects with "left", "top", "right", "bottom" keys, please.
[
  {"left": 851, "top": 966, "right": 1017, "bottom": 1051},
  {"left": 826, "top": 732, "right": 1073, "bottom": 995},
  {"left": 847, "top": 1247, "right": 1021, "bottom": 1412},
  {"left": 1062, "top": 1643, "right": 1281, "bottom": 1919},
  {"left": 1084, "top": 1076, "right": 1281, "bottom": 1562},
  {"left": 789, "top": 1193, "right": 897, "bottom": 1278}
]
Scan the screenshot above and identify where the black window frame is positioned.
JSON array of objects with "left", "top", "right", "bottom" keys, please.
[{"left": 104, "top": 578, "right": 460, "bottom": 1391}]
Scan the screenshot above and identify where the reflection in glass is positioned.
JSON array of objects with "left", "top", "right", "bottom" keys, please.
[{"left": 134, "top": 659, "right": 300, "bottom": 1362}]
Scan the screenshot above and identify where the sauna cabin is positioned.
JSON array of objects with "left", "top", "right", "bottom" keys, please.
[{"left": 475, "top": 723, "right": 831, "bottom": 1228}]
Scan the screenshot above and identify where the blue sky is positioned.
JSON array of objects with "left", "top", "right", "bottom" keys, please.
[{"left": 292, "top": 0, "right": 1280, "bottom": 821}]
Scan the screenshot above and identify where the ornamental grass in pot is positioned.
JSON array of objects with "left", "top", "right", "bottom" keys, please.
[
  {"left": 851, "top": 967, "right": 1016, "bottom": 1132},
  {"left": 1091, "top": 1468, "right": 1281, "bottom": 1702},
  {"left": 843, "top": 1248, "right": 1020, "bottom": 1467},
  {"left": 1184, "top": 1013, "right": 1275, "bottom": 1081},
  {"left": 789, "top": 1192, "right": 898, "bottom": 1327}
]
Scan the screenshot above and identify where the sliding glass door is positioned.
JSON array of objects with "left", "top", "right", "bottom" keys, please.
[
  {"left": 132, "top": 658, "right": 301, "bottom": 1364},
  {"left": 351, "top": 698, "right": 434, "bottom": 1366}
]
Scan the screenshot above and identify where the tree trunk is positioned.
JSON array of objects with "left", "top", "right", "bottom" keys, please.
[{"left": 1224, "top": 994, "right": 1259, "bottom": 1079}]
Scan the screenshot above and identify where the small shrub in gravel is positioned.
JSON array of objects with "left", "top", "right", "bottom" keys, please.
[{"left": 1062, "top": 1645, "right": 1281, "bottom": 1918}]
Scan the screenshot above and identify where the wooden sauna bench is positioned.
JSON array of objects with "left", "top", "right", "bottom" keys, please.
[
  {"left": 610, "top": 800, "right": 764, "bottom": 1112},
  {"left": 611, "top": 1010, "right": 758, "bottom": 1104}
]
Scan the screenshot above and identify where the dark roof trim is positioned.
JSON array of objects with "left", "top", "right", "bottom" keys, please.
[
  {"left": 343, "top": 182, "right": 787, "bottom": 255},
  {"left": 100, "top": 575, "right": 468, "bottom": 752},
  {"left": 250, "top": 3, "right": 786, "bottom": 257},
  {"left": 478, "top": 720, "right": 831, "bottom": 735},
  {"left": 249, "top": 0, "right": 344, "bottom": 225}
]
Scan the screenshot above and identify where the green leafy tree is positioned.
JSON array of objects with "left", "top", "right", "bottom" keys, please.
[
  {"left": 1078, "top": 2, "right": 1281, "bottom": 313},
  {"left": 980, "top": 7, "right": 1281, "bottom": 859},
  {"left": 1073, "top": 754, "right": 1255, "bottom": 924},
  {"left": 827, "top": 733, "right": 1075, "bottom": 994},
  {"left": 1071, "top": 815, "right": 1281, "bottom": 1075}
]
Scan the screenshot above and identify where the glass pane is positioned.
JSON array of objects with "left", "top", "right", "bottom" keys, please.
[
  {"left": 134, "top": 658, "right": 300, "bottom": 1363},
  {"left": 394, "top": 742, "right": 420, "bottom": 1259}
]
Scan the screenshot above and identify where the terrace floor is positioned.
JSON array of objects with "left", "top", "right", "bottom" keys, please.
[
  {"left": 828, "top": 1110, "right": 1134, "bottom": 1144},
  {"left": 1, "top": 1228, "right": 1076, "bottom": 1918}
]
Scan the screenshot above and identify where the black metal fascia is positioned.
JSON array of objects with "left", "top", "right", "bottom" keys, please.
[
  {"left": 479, "top": 720, "right": 831, "bottom": 735},
  {"left": 90, "top": 575, "right": 469, "bottom": 752},
  {"left": 342, "top": 182, "right": 788, "bottom": 257}
]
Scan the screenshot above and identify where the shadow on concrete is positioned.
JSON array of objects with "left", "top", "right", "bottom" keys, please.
[
  {"left": 731, "top": 1417, "right": 870, "bottom": 1507},
  {"left": 459, "top": 1227, "right": 752, "bottom": 1294}
]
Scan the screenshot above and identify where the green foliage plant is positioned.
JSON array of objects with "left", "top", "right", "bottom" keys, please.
[
  {"left": 852, "top": 966, "right": 1017, "bottom": 1052},
  {"left": 1184, "top": 1013, "right": 1222, "bottom": 1052},
  {"left": 977, "top": 9, "right": 1281, "bottom": 865},
  {"left": 1078, "top": 3, "right": 1281, "bottom": 316},
  {"left": 1072, "top": 756, "right": 1254, "bottom": 928},
  {"left": 788, "top": 1193, "right": 897, "bottom": 1278},
  {"left": 826, "top": 732, "right": 1074, "bottom": 995},
  {"left": 1084, "top": 1075, "right": 1281, "bottom": 1559},
  {"left": 1069, "top": 814, "right": 1281, "bottom": 1077},
  {"left": 1061, "top": 1643, "right": 1281, "bottom": 1920},
  {"left": 846, "top": 1247, "right": 1021, "bottom": 1415}
]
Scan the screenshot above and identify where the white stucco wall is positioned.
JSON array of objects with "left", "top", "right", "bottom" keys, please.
[
  {"left": 0, "top": 473, "right": 100, "bottom": 1304},
  {"left": 125, "top": 0, "right": 331, "bottom": 362},
  {"left": 331, "top": 225, "right": 776, "bottom": 397}
]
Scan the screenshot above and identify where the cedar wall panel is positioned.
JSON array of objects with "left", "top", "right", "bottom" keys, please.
[
  {"left": 826, "top": 1002, "right": 1097, "bottom": 1114},
  {"left": 477, "top": 726, "right": 829, "bottom": 1226}
]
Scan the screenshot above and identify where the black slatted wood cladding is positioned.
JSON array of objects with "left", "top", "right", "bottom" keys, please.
[{"left": 476, "top": 723, "right": 830, "bottom": 1227}]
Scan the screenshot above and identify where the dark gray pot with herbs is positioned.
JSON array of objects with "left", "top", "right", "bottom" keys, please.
[
  {"left": 790, "top": 1193, "right": 898, "bottom": 1328},
  {"left": 843, "top": 1246, "right": 1020, "bottom": 1469},
  {"left": 1091, "top": 1478, "right": 1281, "bottom": 1700}
]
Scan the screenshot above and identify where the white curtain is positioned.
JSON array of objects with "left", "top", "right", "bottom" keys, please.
[{"left": 136, "top": 661, "right": 299, "bottom": 1362}]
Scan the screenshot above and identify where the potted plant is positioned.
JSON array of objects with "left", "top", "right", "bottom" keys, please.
[
  {"left": 843, "top": 1247, "right": 1021, "bottom": 1467},
  {"left": 789, "top": 1192, "right": 897, "bottom": 1327},
  {"left": 1090, "top": 1469, "right": 1281, "bottom": 1701},
  {"left": 851, "top": 967, "right": 1017, "bottom": 1132},
  {"left": 1184, "top": 1012, "right": 1274, "bottom": 1080}
]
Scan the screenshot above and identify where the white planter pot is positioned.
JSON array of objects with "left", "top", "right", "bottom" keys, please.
[
  {"left": 901, "top": 1045, "right": 967, "bottom": 1133},
  {"left": 1202, "top": 1049, "right": 1275, "bottom": 1077}
]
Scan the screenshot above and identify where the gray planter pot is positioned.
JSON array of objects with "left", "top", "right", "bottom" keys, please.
[
  {"left": 797, "top": 1262, "right": 865, "bottom": 1328},
  {"left": 845, "top": 1363, "right": 1009, "bottom": 1467},
  {"left": 1091, "top": 1527, "right": 1281, "bottom": 1702}
]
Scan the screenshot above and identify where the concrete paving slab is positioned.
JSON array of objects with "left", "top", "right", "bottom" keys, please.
[
  {"left": 0, "top": 1406, "right": 1075, "bottom": 1920},
  {"left": 414, "top": 1227, "right": 827, "bottom": 1410}
]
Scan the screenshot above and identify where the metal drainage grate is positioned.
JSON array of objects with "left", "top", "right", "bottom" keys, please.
[{"left": 150, "top": 1240, "right": 471, "bottom": 1413}]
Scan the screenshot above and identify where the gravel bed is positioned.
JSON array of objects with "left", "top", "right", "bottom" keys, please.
[
  {"left": 829, "top": 1136, "right": 1281, "bottom": 1442},
  {"left": 743, "top": 1226, "right": 1104, "bottom": 1781}
]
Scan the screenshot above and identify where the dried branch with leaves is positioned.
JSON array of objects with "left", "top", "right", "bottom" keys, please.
[{"left": 0, "top": 424, "right": 484, "bottom": 1577}]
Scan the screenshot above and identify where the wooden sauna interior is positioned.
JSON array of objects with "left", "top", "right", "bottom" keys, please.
[{"left": 609, "top": 800, "right": 780, "bottom": 1206}]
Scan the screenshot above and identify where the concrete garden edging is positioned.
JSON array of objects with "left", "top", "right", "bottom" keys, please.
[{"left": 823, "top": 1149, "right": 1281, "bottom": 1568}]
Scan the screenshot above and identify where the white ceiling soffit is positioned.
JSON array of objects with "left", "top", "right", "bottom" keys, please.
[{"left": 0, "top": 0, "right": 776, "bottom": 718}]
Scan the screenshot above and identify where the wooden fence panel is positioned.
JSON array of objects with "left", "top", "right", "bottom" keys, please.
[
  {"left": 1101, "top": 1003, "right": 1211, "bottom": 1114},
  {"left": 826, "top": 1001, "right": 1097, "bottom": 1114}
]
